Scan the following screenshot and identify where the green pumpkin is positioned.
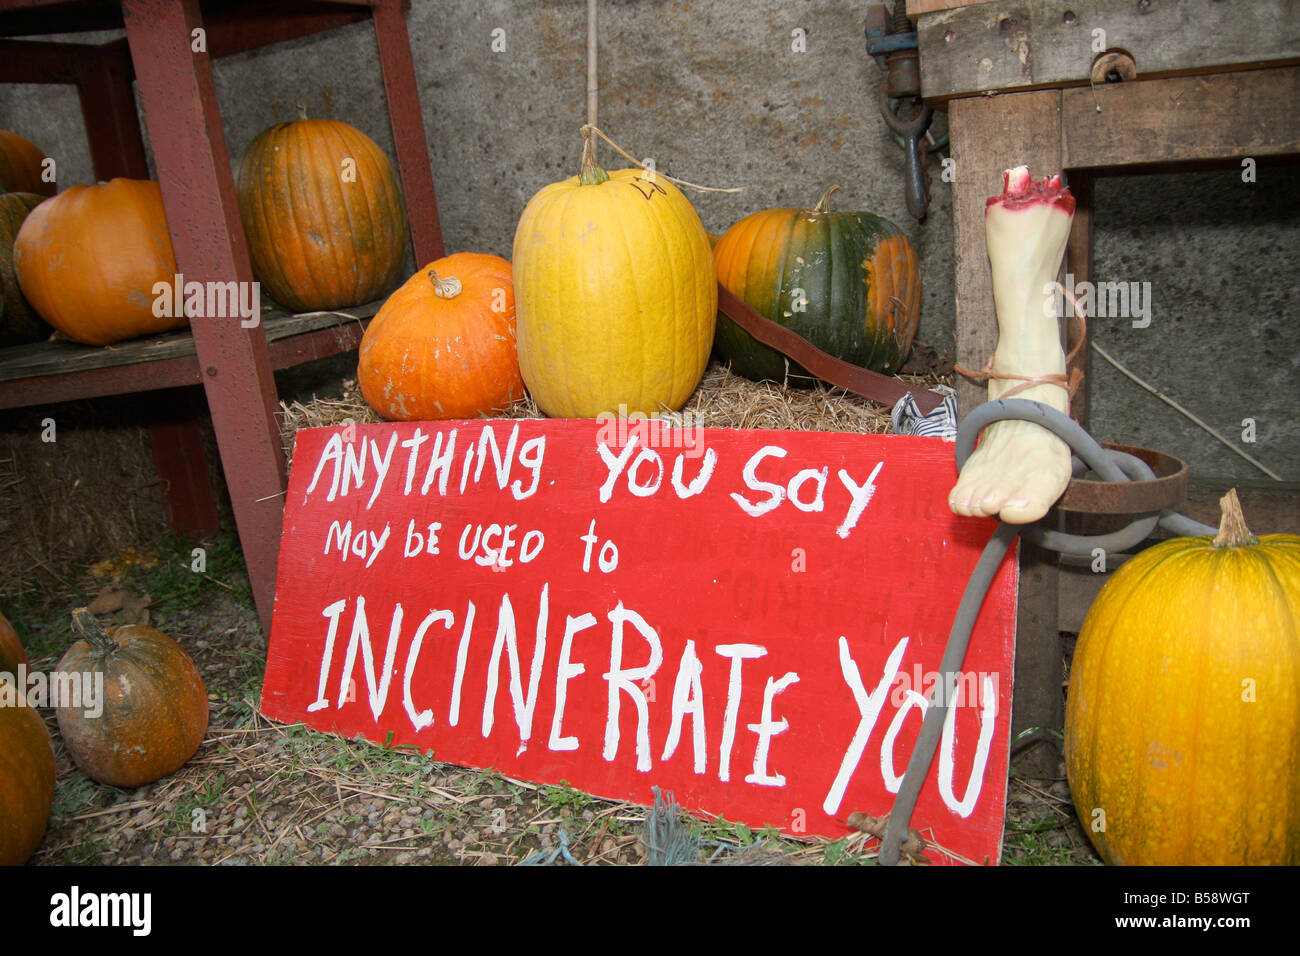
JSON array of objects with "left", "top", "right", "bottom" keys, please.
[
  {"left": 712, "top": 186, "right": 921, "bottom": 384},
  {"left": 0, "top": 190, "right": 51, "bottom": 345}
]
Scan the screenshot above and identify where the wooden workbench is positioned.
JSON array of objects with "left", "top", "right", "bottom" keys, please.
[{"left": 908, "top": 0, "right": 1300, "bottom": 774}]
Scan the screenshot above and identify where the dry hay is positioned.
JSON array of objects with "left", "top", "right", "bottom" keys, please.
[
  {"left": 279, "top": 360, "right": 954, "bottom": 465},
  {"left": 0, "top": 398, "right": 172, "bottom": 598}
]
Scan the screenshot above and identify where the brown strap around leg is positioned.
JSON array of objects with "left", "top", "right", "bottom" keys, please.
[{"left": 716, "top": 283, "right": 946, "bottom": 415}]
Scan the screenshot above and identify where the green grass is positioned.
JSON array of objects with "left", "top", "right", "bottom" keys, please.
[
  {"left": 172, "top": 773, "right": 226, "bottom": 835},
  {"left": 122, "top": 529, "right": 254, "bottom": 611}
]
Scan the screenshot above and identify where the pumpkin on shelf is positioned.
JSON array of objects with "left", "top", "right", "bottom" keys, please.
[
  {"left": 12, "top": 178, "right": 185, "bottom": 346},
  {"left": 0, "top": 190, "right": 52, "bottom": 345},
  {"left": 0, "top": 608, "right": 27, "bottom": 676},
  {"left": 358, "top": 252, "right": 524, "bottom": 421},
  {"left": 55, "top": 608, "right": 209, "bottom": 789},
  {"left": 0, "top": 131, "right": 56, "bottom": 196},
  {"left": 1065, "top": 490, "right": 1300, "bottom": 865},
  {"left": 512, "top": 127, "right": 716, "bottom": 418},
  {"left": 712, "top": 185, "right": 920, "bottom": 384},
  {"left": 0, "top": 676, "right": 56, "bottom": 865},
  {"left": 235, "top": 107, "right": 408, "bottom": 313}
]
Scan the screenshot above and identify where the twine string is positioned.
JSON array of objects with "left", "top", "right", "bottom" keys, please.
[
  {"left": 953, "top": 281, "right": 1088, "bottom": 402},
  {"left": 579, "top": 124, "right": 744, "bottom": 194}
]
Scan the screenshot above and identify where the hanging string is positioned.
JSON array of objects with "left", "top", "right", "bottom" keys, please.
[
  {"left": 587, "top": 0, "right": 599, "bottom": 157},
  {"left": 580, "top": 124, "right": 744, "bottom": 194}
]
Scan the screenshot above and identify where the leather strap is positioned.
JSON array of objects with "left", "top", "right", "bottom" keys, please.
[{"left": 715, "top": 283, "right": 946, "bottom": 415}]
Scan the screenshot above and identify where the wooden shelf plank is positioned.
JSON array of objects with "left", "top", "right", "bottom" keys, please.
[
  {"left": 917, "top": 0, "right": 1300, "bottom": 100},
  {"left": 1062, "top": 66, "right": 1300, "bottom": 170},
  {"left": 0, "top": 302, "right": 378, "bottom": 407}
]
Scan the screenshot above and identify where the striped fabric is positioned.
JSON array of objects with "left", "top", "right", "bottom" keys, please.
[{"left": 890, "top": 386, "right": 958, "bottom": 441}]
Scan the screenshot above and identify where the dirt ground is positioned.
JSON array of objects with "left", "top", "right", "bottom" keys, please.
[{"left": 8, "top": 533, "right": 1101, "bottom": 867}]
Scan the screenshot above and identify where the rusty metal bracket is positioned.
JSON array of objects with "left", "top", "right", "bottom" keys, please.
[
  {"left": 866, "top": 1, "right": 940, "bottom": 219},
  {"left": 1057, "top": 442, "right": 1188, "bottom": 514}
]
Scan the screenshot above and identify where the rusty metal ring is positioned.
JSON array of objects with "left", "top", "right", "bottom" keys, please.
[{"left": 1056, "top": 442, "right": 1189, "bottom": 514}]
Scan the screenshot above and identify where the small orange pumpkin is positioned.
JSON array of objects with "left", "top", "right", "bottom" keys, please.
[
  {"left": 0, "top": 130, "right": 56, "bottom": 196},
  {"left": 0, "top": 608, "right": 27, "bottom": 676},
  {"left": 55, "top": 608, "right": 208, "bottom": 788},
  {"left": 13, "top": 178, "right": 185, "bottom": 346},
  {"left": 358, "top": 252, "right": 524, "bottom": 420},
  {"left": 236, "top": 109, "right": 408, "bottom": 312},
  {"left": 0, "top": 678, "right": 56, "bottom": 865}
]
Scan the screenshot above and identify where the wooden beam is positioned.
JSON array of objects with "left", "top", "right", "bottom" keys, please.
[
  {"left": 1062, "top": 67, "right": 1300, "bottom": 169},
  {"left": 124, "top": 0, "right": 286, "bottom": 635},
  {"left": 372, "top": 0, "right": 443, "bottom": 265},
  {"left": 1064, "top": 171, "right": 1091, "bottom": 424},
  {"left": 949, "top": 90, "right": 1065, "bottom": 417},
  {"left": 917, "top": 0, "right": 1300, "bottom": 100},
  {"left": 948, "top": 89, "right": 1066, "bottom": 778}
]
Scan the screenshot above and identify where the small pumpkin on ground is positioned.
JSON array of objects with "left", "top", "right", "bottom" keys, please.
[
  {"left": 0, "top": 608, "right": 27, "bottom": 676},
  {"left": 1065, "top": 489, "right": 1300, "bottom": 865},
  {"left": 712, "top": 185, "right": 921, "bottom": 384},
  {"left": 0, "top": 190, "right": 52, "bottom": 345},
  {"left": 235, "top": 107, "right": 408, "bottom": 312},
  {"left": 13, "top": 178, "right": 185, "bottom": 346},
  {"left": 0, "top": 677, "right": 56, "bottom": 865},
  {"left": 0, "top": 131, "right": 56, "bottom": 196},
  {"left": 56, "top": 608, "right": 209, "bottom": 788},
  {"left": 358, "top": 252, "right": 524, "bottom": 421},
  {"left": 512, "top": 127, "right": 716, "bottom": 418}
]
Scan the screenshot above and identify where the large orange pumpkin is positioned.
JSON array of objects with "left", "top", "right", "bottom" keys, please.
[
  {"left": 235, "top": 110, "right": 408, "bottom": 312},
  {"left": 0, "top": 678, "right": 56, "bottom": 865},
  {"left": 13, "top": 178, "right": 185, "bottom": 346},
  {"left": 0, "top": 131, "right": 56, "bottom": 196},
  {"left": 0, "top": 608, "right": 27, "bottom": 676},
  {"left": 359, "top": 252, "right": 524, "bottom": 420},
  {"left": 712, "top": 185, "right": 921, "bottom": 383},
  {"left": 0, "top": 191, "right": 51, "bottom": 345},
  {"left": 1065, "top": 490, "right": 1300, "bottom": 865},
  {"left": 56, "top": 608, "right": 208, "bottom": 788}
]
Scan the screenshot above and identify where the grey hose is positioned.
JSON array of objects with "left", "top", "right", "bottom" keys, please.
[{"left": 878, "top": 399, "right": 1214, "bottom": 865}]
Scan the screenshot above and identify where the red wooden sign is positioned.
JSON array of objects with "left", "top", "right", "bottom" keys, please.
[{"left": 261, "top": 419, "right": 1018, "bottom": 864}]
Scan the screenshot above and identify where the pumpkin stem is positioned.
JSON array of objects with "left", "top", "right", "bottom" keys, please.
[
  {"left": 296, "top": 103, "right": 309, "bottom": 122},
  {"left": 1212, "top": 488, "right": 1259, "bottom": 548},
  {"left": 578, "top": 124, "right": 610, "bottom": 186},
  {"left": 71, "top": 607, "right": 119, "bottom": 661},
  {"left": 428, "top": 269, "right": 462, "bottom": 299},
  {"left": 813, "top": 185, "right": 841, "bottom": 213}
]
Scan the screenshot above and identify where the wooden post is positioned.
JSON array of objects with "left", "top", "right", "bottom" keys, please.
[
  {"left": 123, "top": 0, "right": 286, "bottom": 634},
  {"left": 373, "top": 0, "right": 444, "bottom": 265},
  {"left": 950, "top": 89, "right": 1066, "bottom": 778}
]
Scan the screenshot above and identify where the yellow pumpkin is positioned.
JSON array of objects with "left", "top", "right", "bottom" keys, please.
[
  {"left": 1065, "top": 490, "right": 1300, "bottom": 865},
  {"left": 511, "top": 130, "right": 716, "bottom": 418}
]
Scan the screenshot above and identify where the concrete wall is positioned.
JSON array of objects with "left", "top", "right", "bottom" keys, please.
[{"left": 1, "top": 0, "right": 1295, "bottom": 485}]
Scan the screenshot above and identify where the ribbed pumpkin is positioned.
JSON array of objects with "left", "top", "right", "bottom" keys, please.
[
  {"left": 1065, "top": 490, "right": 1300, "bottom": 865},
  {"left": 0, "top": 678, "right": 55, "bottom": 865},
  {"left": 0, "top": 191, "right": 51, "bottom": 345},
  {"left": 712, "top": 186, "right": 920, "bottom": 383},
  {"left": 0, "top": 608, "right": 27, "bottom": 676},
  {"left": 512, "top": 130, "right": 716, "bottom": 418},
  {"left": 359, "top": 252, "right": 524, "bottom": 420},
  {"left": 236, "top": 109, "right": 408, "bottom": 312},
  {"left": 56, "top": 608, "right": 208, "bottom": 788},
  {"left": 0, "top": 131, "right": 56, "bottom": 196},
  {"left": 13, "top": 178, "right": 185, "bottom": 346}
]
